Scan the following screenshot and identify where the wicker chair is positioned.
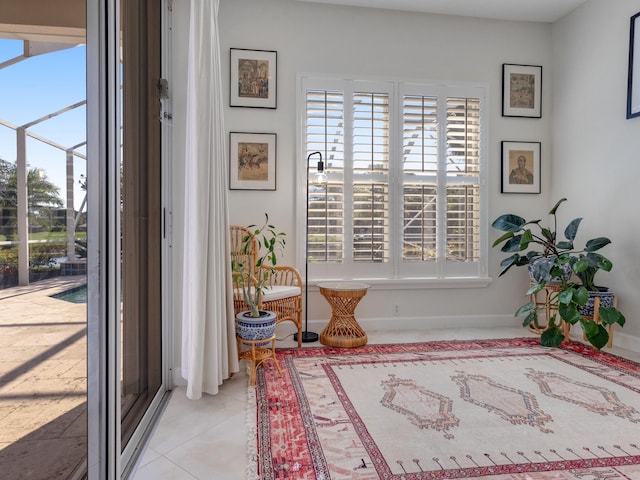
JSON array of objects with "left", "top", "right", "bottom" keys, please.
[{"left": 230, "top": 225, "right": 303, "bottom": 347}]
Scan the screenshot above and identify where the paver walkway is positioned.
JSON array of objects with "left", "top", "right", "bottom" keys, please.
[{"left": 0, "top": 276, "right": 87, "bottom": 479}]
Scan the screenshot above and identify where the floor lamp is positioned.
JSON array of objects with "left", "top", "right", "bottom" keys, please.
[{"left": 294, "top": 151, "right": 327, "bottom": 343}]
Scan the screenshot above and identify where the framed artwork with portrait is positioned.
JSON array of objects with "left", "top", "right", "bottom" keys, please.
[
  {"left": 501, "top": 141, "right": 541, "bottom": 194},
  {"left": 229, "top": 132, "right": 277, "bottom": 190},
  {"left": 230, "top": 48, "right": 277, "bottom": 109},
  {"left": 502, "top": 64, "right": 542, "bottom": 118}
]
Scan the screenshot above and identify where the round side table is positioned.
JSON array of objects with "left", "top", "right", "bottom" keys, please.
[{"left": 317, "top": 282, "right": 370, "bottom": 348}]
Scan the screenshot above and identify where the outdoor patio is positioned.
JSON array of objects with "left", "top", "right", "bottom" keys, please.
[{"left": 0, "top": 275, "right": 87, "bottom": 479}]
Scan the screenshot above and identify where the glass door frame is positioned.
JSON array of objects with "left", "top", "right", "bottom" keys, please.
[
  {"left": 86, "top": 0, "right": 121, "bottom": 476},
  {"left": 86, "top": 0, "right": 172, "bottom": 477}
]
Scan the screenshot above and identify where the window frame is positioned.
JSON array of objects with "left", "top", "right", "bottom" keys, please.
[{"left": 296, "top": 74, "right": 489, "bottom": 287}]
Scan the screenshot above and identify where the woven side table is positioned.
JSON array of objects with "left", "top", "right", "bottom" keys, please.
[
  {"left": 317, "top": 282, "right": 370, "bottom": 348},
  {"left": 236, "top": 334, "right": 282, "bottom": 386}
]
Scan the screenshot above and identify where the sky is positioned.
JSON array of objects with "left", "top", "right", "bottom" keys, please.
[{"left": 0, "top": 39, "right": 87, "bottom": 208}]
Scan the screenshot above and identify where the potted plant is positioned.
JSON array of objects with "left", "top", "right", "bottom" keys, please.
[
  {"left": 491, "top": 198, "right": 625, "bottom": 349},
  {"left": 232, "top": 214, "right": 286, "bottom": 342},
  {"left": 573, "top": 255, "right": 617, "bottom": 318}
]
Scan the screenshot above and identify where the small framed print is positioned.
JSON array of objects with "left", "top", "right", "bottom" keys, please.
[
  {"left": 627, "top": 12, "right": 640, "bottom": 119},
  {"left": 502, "top": 64, "right": 542, "bottom": 118},
  {"left": 501, "top": 141, "right": 541, "bottom": 194},
  {"left": 229, "top": 132, "right": 277, "bottom": 190},
  {"left": 230, "top": 48, "right": 277, "bottom": 109}
]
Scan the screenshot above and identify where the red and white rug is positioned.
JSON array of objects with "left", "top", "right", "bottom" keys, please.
[{"left": 248, "top": 338, "right": 640, "bottom": 479}]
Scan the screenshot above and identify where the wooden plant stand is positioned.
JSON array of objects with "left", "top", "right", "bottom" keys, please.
[
  {"left": 236, "top": 334, "right": 282, "bottom": 386},
  {"left": 530, "top": 282, "right": 617, "bottom": 347},
  {"left": 529, "top": 283, "right": 568, "bottom": 336},
  {"left": 582, "top": 295, "right": 617, "bottom": 348}
]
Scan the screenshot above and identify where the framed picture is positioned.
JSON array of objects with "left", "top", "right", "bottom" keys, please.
[
  {"left": 229, "top": 132, "right": 277, "bottom": 190},
  {"left": 627, "top": 12, "right": 640, "bottom": 119},
  {"left": 501, "top": 141, "right": 541, "bottom": 194},
  {"left": 230, "top": 48, "right": 277, "bottom": 109},
  {"left": 502, "top": 64, "right": 542, "bottom": 118}
]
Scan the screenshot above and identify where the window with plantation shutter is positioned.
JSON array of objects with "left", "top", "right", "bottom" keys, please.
[{"left": 299, "top": 76, "right": 487, "bottom": 282}]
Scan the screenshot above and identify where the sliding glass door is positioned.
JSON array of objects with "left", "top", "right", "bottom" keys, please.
[
  {"left": 87, "top": 0, "right": 168, "bottom": 476},
  {"left": 120, "top": 0, "right": 164, "bottom": 452}
]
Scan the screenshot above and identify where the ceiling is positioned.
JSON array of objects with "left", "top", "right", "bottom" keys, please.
[
  {"left": 296, "top": 0, "right": 589, "bottom": 23},
  {"left": 0, "top": 0, "right": 85, "bottom": 43}
]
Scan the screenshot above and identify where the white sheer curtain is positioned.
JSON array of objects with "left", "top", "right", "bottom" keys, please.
[{"left": 181, "top": 0, "right": 238, "bottom": 399}]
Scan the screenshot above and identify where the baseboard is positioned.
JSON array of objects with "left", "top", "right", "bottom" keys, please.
[
  {"left": 307, "top": 315, "right": 640, "bottom": 353},
  {"left": 171, "top": 368, "right": 187, "bottom": 387},
  {"left": 565, "top": 328, "right": 640, "bottom": 354},
  {"left": 612, "top": 331, "right": 640, "bottom": 352},
  {"left": 308, "top": 313, "right": 518, "bottom": 333}
]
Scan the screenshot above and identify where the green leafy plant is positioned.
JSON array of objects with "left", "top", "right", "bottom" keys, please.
[
  {"left": 232, "top": 214, "right": 286, "bottom": 318},
  {"left": 491, "top": 198, "right": 625, "bottom": 349}
]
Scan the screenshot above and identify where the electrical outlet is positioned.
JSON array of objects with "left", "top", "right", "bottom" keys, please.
[{"left": 393, "top": 304, "right": 399, "bottom": 316}]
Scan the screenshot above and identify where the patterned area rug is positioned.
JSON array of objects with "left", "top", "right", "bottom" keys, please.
[{"left": 249, "top": 338, "right": 640, "bottom": 479}]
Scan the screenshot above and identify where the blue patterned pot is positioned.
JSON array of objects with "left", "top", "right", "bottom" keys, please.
[
  {"left": 236, "top": 310, "right": 276, "bottom": 345},
  {"left": 578, "top": 289, "right": 615, "bottom": 319},
  {"left": 528, "top": 258, "right": 572, "bottom": 284}
]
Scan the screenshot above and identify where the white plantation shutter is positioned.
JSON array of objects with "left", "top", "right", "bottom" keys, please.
[
  {"left": 306, "top": 89, "right": 344, "bottom": 263},
  {"left": 400, "top": 89, "right": 483, "bottom": 277},
  {"left": 445, "top": 97, "right": 480, "bottom": 263},
  {"left": 353, "top": 92, "right": 389, "bottom": 263},
  {"left": 446, "top": 185, "right": 480, "bottom": 262},
  {"left": 301, "top": 76, "right": 486, "bottom": 281},
  {"left": 402, "top": 95, "right": 438, "bottom": 264}
]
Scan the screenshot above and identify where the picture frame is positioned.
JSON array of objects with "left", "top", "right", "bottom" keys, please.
[
  {"left": 230, "top": 48, "right": 277, "bottom": 109},
  {"left": 229, "top": 132, "right": 277, "bottom": 190},
  {"left": 502, "top": 64, "right": 542, "bottom": 118},
  {"left": 501, "top": 141, "right": 541, "bottom": 194},
  {"left": 627, "top": 12, "right": 640, "bottom": 119}
]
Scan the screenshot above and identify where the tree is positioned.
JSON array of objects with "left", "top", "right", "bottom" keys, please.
[{"left": 0, "top": 158, "right": 64, "bottom": 241}]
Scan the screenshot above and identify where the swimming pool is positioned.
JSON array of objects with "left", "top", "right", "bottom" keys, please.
[{"left": 51, "top": 285, "right": 87, "bottom": 304}]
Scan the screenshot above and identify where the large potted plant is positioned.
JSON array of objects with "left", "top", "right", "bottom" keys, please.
[
  {"left": 232, "top": 214, "right": 286, "bottom": 342},
  {"left": 491, "top": 198, "right": 625, "bottom": 349}
]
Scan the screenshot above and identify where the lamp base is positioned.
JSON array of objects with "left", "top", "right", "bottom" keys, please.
[{"left": 294, "top": 331, "right": 319, "bottom": 343}]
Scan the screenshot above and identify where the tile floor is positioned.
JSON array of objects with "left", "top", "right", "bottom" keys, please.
[
  {"left": 128, "top": 326, "right": 640, "bottom": 480},
  {"left": 2, "top": 277, "right": 636, "bottom": 480}
]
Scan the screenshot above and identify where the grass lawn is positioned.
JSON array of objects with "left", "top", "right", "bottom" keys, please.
[{"left": 0, "top": 231, "right": 87, "bottom": 242}]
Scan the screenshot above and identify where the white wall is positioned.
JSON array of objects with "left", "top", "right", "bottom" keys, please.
[
  {"left": 171, "top": 0, "right": 555, "bottom": 348},
  {"left": 172, "top": 0, "right": 617, "bottom": 374},
  {"left": 552, "top": 0, "right": 640, "bottom": 343},
  {"left": 226, "top": 0, "right": 559, "bottom": 326}
]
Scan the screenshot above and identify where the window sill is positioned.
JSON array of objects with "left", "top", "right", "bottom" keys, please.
[{"left": 308, "top": 277, "right": 493, "bottom": 291}]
